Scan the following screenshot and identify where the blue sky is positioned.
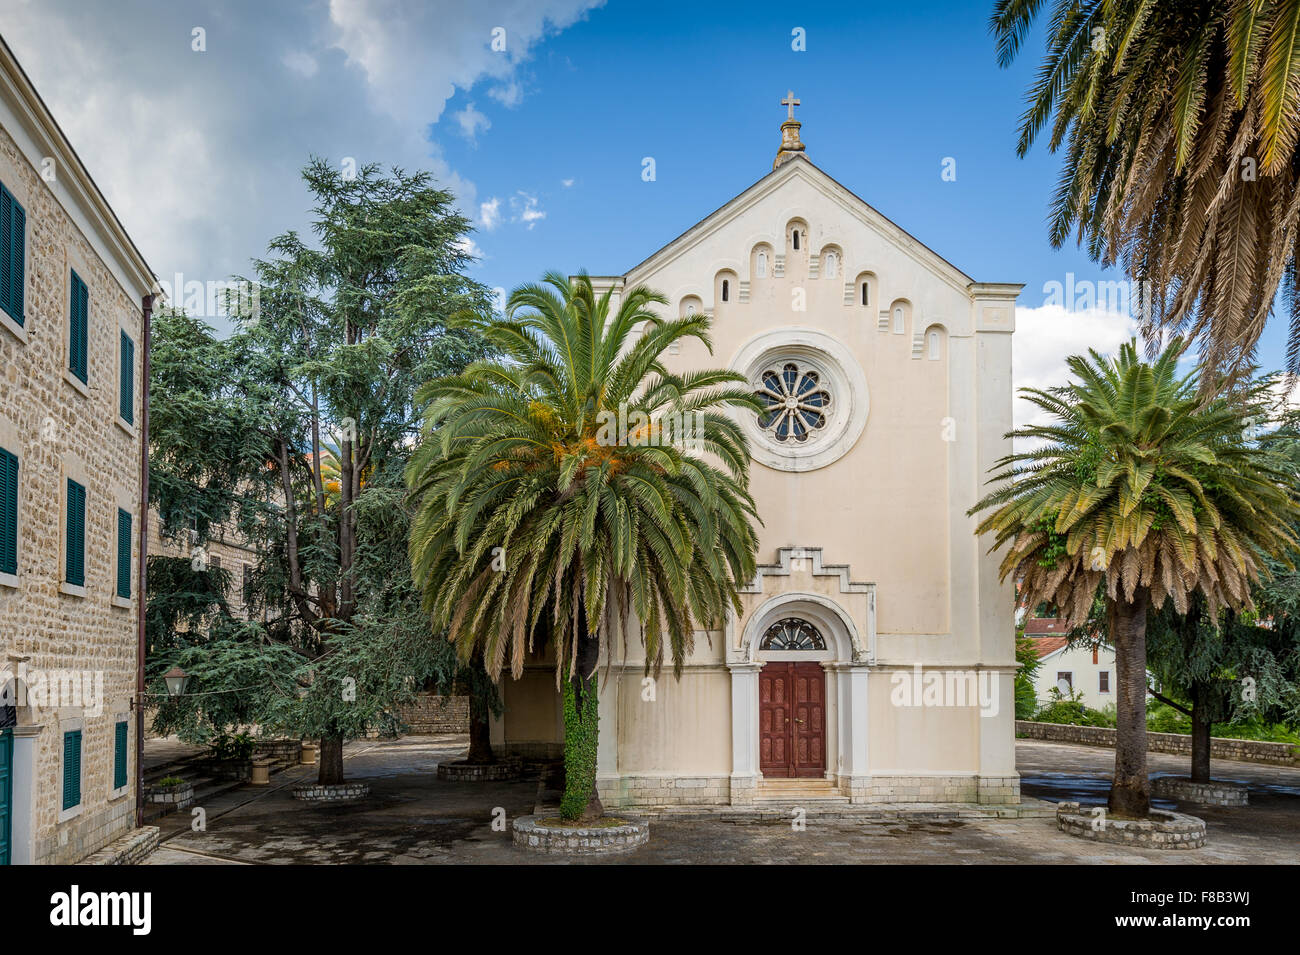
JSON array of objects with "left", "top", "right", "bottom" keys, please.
[{"left": 1, "top": 0, "right": 1289, "bottom": 378}]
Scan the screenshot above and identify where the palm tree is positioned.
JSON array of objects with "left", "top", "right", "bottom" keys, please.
[
  {"left": 971, "top": 339, "right": 1298, "bottom": 817},
  {"left": 991, "top": 0, "right": 1300, "bottom": 377},
  {"left": 407, "top": 272, "right": 760, "bottom": 821}
]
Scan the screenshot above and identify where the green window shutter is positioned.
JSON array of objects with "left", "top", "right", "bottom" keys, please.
[
  {"left": 62, "top": 730, "right": 81, "bottom": 810},
  {"left": 116, "top": 508, "right": 131, "bottom": 598},
  {"left": 113, "top": 721, "right": 128, "bottom": 790},
  {"left": 65, "top": 479, "right": 85, "bottom": 586},
  {"left": 69, "top": 271, "right": 88, "bottom": 383},
  {"left": 0, "top": 447, "right": 15, "bottom": 576},
  {"left": 0, "top": 185, "right": 23, "bottom": 326},
  {"left": 119, "top": 331, "right": 134, "bottom": 424}
]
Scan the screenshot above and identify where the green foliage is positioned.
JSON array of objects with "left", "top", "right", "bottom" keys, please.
[
  {"left": 560, "top": 679, "right": 600, "bottom": 821},
  {"left": 407, "top": 272, "right": 762, "bottom": 684},
  {"left": 156, "top": 776, "right": 187, "bottom": 788},
  {"left": 209, "top": 733, "right": 254, "bottom": 761},
  {"left": 147, "top": 159, "right": 493, "bottom": 764},
  {"left": 972, "top": 339, "right": 1299, "bottom": 628},
  {"left": 1014, "top": 633, "right": 1042, "bottom": 720},
  {"left": 1035, "top": 687, "right": 1117, "bottom": 727}
]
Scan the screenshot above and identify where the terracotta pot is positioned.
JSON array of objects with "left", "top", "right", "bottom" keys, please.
[
  {"left": 250, "top": 759, "right": 272, "bottom": 785},
  {"left": 300, "top": 743, "right": 318, "bottom": 766}
]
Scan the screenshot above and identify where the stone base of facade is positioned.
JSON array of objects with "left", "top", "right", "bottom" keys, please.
[
  {"left": 840, "top": 774, "right": 1020, "bottom": 805},
  {"left": 598, "top": 772, "right": 1021, "bottom": 808},
  {"left": 598, "top": 774, "right": 732, "bottom": 807},
  {"left": 512, "top": 814, "right": 649, "bottom": 854},
  {"left": 1152, "top": 775, "right": 1249, "bottom": 807},
  {"left": 38, "top": 794, "right": 135, "bottom": 865},
  {"left": 437, "top": 758, "right": 522, "bottom": 781},
  {"left": 78, "top": 826, "right": 161, "bottom": 865},
  {"left": 1055, "top": 801, "right": 1206, "bottom": 849},
  {"left": 292, "top": 782, "right": 370, "bottom": 803}
]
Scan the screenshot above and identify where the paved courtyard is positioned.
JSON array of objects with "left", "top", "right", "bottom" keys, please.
[{"left": 143, "top": 735, "right": 1300, "bottom": 865}]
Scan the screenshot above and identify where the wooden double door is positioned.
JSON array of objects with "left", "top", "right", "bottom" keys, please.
[{"left": 759, "top": 661, "right": 827, "bottom": 778}]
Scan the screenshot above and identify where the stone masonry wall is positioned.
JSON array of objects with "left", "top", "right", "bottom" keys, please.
[
  {"left": 1016, "top": 720, "right": 1300, "bottom": 766},
  {"left": 0, "top": 122, "right": 145, "bottom": 864},
  {"left": 396, "top": 692, "right": 469, "bottom": 734}
]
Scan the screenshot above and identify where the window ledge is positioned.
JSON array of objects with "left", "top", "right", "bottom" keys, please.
[
  {"left": 111, "top": 594, "right": 131, "bottom": 609},
  {"left": 115, "top": 416, "right": 137, "bottom": 439},
  {"left": 63, "top": 368, "right": 90, "bottom": 399},
  {"left": 57, "top": 803, "right": 83, "bottom": 824},
  {"left": 0, "top": 308, "right": 26, "bottom": 344},
  {"left": 109, "top": 785, "right": 129, "bottom": 801},
  {"left": 0, "top": 571, "right": 17, "bottom": 589},
  {"left": 59, "top": 582, "right": 86, "bottom": 599}
]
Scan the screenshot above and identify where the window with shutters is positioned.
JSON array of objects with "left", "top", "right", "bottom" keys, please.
[
  {"left": 116, "top": 508, "right": 131, "bottom": 598},
  {"left": 0, "top": 446, "right": 16, "bottom": 578},
  {"left": 69, "top": 271, "right": 89, "bottom": 383},
  {"left": 0, "top": 182, "right": 25, "bottom": 328},
  {"left": 119, "top": 330, "right": 134, "bottom": 425},
  {"left": 113, "top": 720, "right": 129, "bottom": 792},
  {"left": 65, "top": 479, "right": 86, "bottom": 587},
  {"left": 62, "top": 730, "right": 81, "bottom": 811}
]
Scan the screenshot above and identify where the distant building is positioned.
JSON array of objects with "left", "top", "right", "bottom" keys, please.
[
  {"left": 1028, "top": 636, "right": 1117, "bottom": 711},
  {"left": 0, "top": 35, "right": 159, "bottom": 863}
]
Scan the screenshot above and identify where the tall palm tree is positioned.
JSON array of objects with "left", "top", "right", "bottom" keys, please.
[
  {"left": 406, "top": 272, "right": 761, "bottom": 821},
  {"left": 991, "top": 0, "right": 1300, "bottom": 377},
  {"left": 971, "top": 339, "right": 1298, "bottom": 817}
]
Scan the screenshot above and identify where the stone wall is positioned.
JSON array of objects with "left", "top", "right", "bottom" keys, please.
[
  {"left": 1015, "top": 720, "right": 1300, "bottom": 766},
  {"left": 0, "top": 114, "right": 148, "bottom": 864},
  {"left": 395, "top": 692, "right": 469, "bottom": 734}
]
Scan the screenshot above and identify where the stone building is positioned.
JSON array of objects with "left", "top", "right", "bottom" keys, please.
[
  {"left": 0, "top": 36, "right": 158, "bottom": 863},
  {"left": 494, "top": 100, "right": 1022, "bottom": 808}
]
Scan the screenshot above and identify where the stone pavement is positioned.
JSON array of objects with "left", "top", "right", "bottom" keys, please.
[{"left": 141, "top": 735, "right": 1300, "bottom": 865}]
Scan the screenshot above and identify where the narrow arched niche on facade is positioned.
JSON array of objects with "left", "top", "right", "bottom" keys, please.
[
  {"left": 854, "top": 271, "right": 876, "bottom": 308},
  {"left": 751, "top": 243, "right": 773, "bottom": 280},
  {"left": 786, "top": 218, "right": 809, "bottom": 255},
  {"left": 890, "top": 298, "right": 912, "bottom": 335},
  {"left": 924, "top": 323, "right": 947, "bottom": 361},
  {"left": 679, "top": 294, "right": 704, "bottom": 318},
  {"left": 820, "top": 245, "right": 842, "bottom": 280},
  {"left": 715, "top": 268, "right": 739, "bottom": 307}
]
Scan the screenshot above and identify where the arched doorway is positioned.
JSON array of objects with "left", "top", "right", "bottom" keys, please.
[{"left": 757, "top": 618, "right": 827, "bottom": 778}]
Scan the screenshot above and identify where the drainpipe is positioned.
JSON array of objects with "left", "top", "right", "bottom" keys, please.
[{"left": 135, "top": 291, "right": 155, "bottom": 829}]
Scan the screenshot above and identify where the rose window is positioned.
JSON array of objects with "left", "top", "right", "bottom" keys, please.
[{"left": 756, "top": 363, "right": 831, "bottom": 442}]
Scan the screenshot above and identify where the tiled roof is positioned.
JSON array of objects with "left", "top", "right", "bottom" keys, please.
[{"left": 1027, "top": 636, "right": 1068, "bottom": 659}]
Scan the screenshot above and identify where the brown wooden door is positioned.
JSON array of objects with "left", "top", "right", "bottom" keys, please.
[{"left": 759, "top": 662, "right": 826, "bottom": 778}]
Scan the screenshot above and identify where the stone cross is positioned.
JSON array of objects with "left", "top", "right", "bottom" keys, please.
[{"left": 782, "top": 90, "right": 800, "bottom": 121}]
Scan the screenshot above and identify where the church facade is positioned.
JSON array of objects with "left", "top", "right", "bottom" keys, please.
[{"left": 492, "top": 102, "right": 1023, "bottom": 807}]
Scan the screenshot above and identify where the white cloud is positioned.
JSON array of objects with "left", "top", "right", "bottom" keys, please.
[
  {"left": 488, "top": 81, "right": 523, "bottom": 107},
  {"left": 455, "top": 235, "right": 482, "bottom": 259},
  {"left": 511, "top": 190, "right": 545, "bottom": 229},
  {"left": 452, "top": 102, "right": 491, "bottom": 142},
  {"left": 282, "top": 49, "right": 319, "bottom": 77},
  {"left": 0, "top": 0, "right": 602, "bottom": 326},
  {"left": 479, "top": 196, "right": 502, "bottom": 230},
  {"left": 1012, "top": 304, "right": 1137, "bottom": 432},
  {"left": 561, "top": 177, "right": 574, "bottom": 187}
]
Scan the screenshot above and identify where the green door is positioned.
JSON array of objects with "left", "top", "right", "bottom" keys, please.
[{"left": 0, "top": 729, "right": 11, "bottom": 865}]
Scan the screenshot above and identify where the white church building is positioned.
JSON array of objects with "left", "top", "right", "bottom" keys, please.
[{"left": 491, "top": 97, "right": 1023, "bottom": 807}]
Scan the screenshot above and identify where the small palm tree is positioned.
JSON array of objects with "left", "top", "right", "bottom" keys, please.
[
  {"left": 971, "top": 339, "right": 1298, "bottom": 817},
  {"left": 407, "top": 272, "right": 760, "bottom": 821}
]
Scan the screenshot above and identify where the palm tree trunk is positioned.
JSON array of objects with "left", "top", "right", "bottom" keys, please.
[
  {"left": 1108, "top": 589, "right": 1151, "bottom": 818},
  {"left": 1190, "top": 681, "right": 1212, "bottom": 783},
  {"left": 560, "top": 620, "right": 603, "bottom": 822},
  {"left": 466, "top": 689, "right": 495, "bottom": 764}
]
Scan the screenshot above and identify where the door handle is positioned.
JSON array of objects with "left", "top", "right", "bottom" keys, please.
[{"left": 793, "top": 718, "right": 804, "bottom": 724}]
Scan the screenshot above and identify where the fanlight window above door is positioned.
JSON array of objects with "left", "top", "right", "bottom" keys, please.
[
  {"left": 756, "top": 362, "right": 831, "bottom": 443},
  {"left": 760, "top": 618, "right": 827, "bottom": 651}
]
